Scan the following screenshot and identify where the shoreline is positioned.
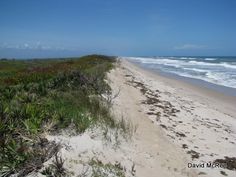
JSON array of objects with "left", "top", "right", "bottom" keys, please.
[
  {"left": 124, "top": 57, "right": 236, "bottom": 97},
  {"left": 107, "top": 59, "right": 236, "bottom": 176},
  {"left": 125, "top": 59, "right": 236, "bottom": 117},
  {"left": 145, "top": 64, "right": 236, "bottom": 97}
]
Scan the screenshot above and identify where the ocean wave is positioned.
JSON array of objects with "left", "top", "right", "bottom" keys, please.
[
  {"left": 180, "top": 57, "right": 196, "bottom": 60},
  {"left": 187, "top": 60, "right": 236, "bottom": 69},
  {"left": 128, "top": 57, "right": 184, "bottom": 68},
  {"left": 129, "top": 57, "right": 236, "bottom": 70},
  {"left": 169, "top": 70, "right": 236, "bottom": 88},
  {"left": 124, "top": 56, "right": 236, "bottom": 89},
  {"left": 183, "top": 68, "right": 208, "bottom": 73},
  {"left": 205, "top": 58, "right": 216, "bottom": 61},
  {"left": 220, "top": 62, "right": 236, "bottom": 69}
]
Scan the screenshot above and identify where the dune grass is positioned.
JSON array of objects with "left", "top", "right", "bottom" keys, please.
[
  {"left": 0, "top": 55, "right": 124, "bottom": 176},
  {"left": 89, "top": 159, "right": 125, "bottom": 177}
]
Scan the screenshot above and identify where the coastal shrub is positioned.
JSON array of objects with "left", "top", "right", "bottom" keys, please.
[{"left": 0, "top": 55, "right": 122, "bottom": 176}]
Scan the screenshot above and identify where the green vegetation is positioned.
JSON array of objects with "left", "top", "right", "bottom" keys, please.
[
  {"left": 89, "top": 159, "right": 125, "bottom": 177},
  {"left": 41, "top": 152, "right": 68, "bottom": 177},
  {"left": 0, "top": 55, "right": 123, "bottom": 176}
]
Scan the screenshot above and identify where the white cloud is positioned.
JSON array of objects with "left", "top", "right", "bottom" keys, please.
[
  {"left": 174, "top": 44, "right": 207, "bottom": 50},
  {"left": 0, "top": 42, "right": 66, "bottom": 51},
  {"left": 24, "top": 43, "right": 29, "bottom": 48}
]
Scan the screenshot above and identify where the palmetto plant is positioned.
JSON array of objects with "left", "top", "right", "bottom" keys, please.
[
  {"left": 1, "top": 87, "right": 16, "bottom": 101},
  {"left": 0, "top": 55, "right": 117, "bottom": 176}
]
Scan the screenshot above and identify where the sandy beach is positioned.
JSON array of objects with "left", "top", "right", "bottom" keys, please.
[
  {"left": 107, "top": 59, "right": 236, "bottom": 177},
  {"left": 34, "top": 58, "right": 236, "bottom": 177}
]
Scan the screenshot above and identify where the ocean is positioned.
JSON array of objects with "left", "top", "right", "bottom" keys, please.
[{"left": 124, "top": 56, "right": 236, "bottom": 95}]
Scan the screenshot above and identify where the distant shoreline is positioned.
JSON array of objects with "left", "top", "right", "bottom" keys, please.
[{"left": 126, "top": 58, "right": 236, "bottom": 97}]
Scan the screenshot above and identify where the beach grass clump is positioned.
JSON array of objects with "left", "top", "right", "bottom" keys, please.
[
  {"left": 41, "top": 152, "right": 68, "bottom": 177},
  {"left": 89, "top": 158, "right": 125, "bottom": 177},
  {"left": 0, "top": 55, "right": 125, "bottom": 176}
]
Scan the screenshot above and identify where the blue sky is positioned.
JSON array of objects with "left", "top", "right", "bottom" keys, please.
[{"left": 0, "top": 0, "right": 235, "bottom": 58}]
